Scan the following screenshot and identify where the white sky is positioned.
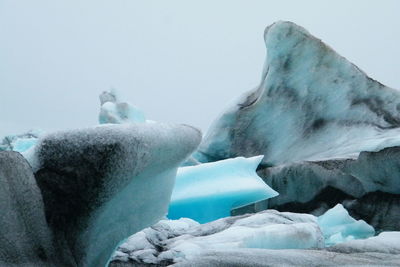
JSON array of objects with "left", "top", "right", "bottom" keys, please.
[{"left": 0, "top": 0, "right": 399, "bottom": 137}]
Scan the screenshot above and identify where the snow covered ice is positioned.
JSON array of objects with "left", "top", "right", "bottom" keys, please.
[
  {"left": 168, "top": 156, "right": 278, "bottom": 223},
  {"left": 110, "top": 210, "right": 399, "bottom": 266},
  {"left": 111, "top": 210, "right": 324, "bottom": 265}
]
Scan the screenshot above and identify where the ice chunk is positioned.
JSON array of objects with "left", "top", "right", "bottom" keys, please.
[
  {"left": 170, "top": 247, "right": 400, "bottom": 267},
  {"left": 32, "top": 123, "right": 201, "bottom": 266},
  {"left": 99, "top": 90, "right": 146, "bottom": 124},
  {"left": 111, "top": 209, "right": 323, "bottom": 265},
  {"left": 0, "top": 129, "right": 43, "bottom": 152},
  {"left": 168, "top": 156, "right": 279, "bottom": 223},
  {"left": 196, "top": 21, "right": 400, "bottom": 166},
  {"left": 242, "top": 147, "right": 400, "bottom": 232},
  {"left": 328, "top": 231, "right": 400, "bottom": 254},
  {"left": 318, "top": 204, "right": 375, "bottom": 246},
  {"left": 0, "top": 152, "right": 64, "bottom": 266}
]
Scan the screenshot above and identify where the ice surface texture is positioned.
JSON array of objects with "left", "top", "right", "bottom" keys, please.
[
  {"left": 168, "top": 156, "right": 278, "bottom": 223},
  {"left": 196, "top": 21, "right": 400, "bottom": 166},
  {"left": 110, "top": 218, "right": 398, "bottom": 266},
  {"left": 241, "top": 145, "right": 400, "bottom": 231},
  {"left": 111, "top": 210, "right": 323, "bottom": 265},
  {"left": 0, "top": 152, "right": 63, "bottom": 266},
  {"left": 171, "top": 246, "right": 400, "bottom": 267},
  {"left": 111, "top": 205, "right": 378, "bottom": 266},
  {"left": 318, "top": 204, "right": 374, "bottom": 246},
  {"left": 4, "top": 123, "right": 200, "bottom": 267},
  {"left": 99, "top": 91, "right": 146, "bottom": 124},
  {"left": 0, "top": 129, "right": 42, "bottom": 152}
]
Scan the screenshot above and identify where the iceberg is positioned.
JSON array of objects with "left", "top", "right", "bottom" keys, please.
[
  {"left": 168, "top": 156, "right": 278, "bottom": 223},
  {"left": 111, "top": 209, "right": 323, "bottom": 265},
  {"left": 0, "top": 151, "right": 63, "bottom": 266},
  {"left": 195, "top": 21, "right": 400, "bottom": 166},
  {"left": 318, "top": 204, "right": 375, "bottom": 246},
  {"left": 28, "top": 123, "right": 200, "bottom": 266},
  {"left": 241, "top": 145, "right": 400, "bottom": 231},
  {"left": 99, "top": 90, "right": 146, "bottom": 124}
]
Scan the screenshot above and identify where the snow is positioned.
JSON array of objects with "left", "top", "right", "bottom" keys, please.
[
  {"left": 168, "top": 156, "right": 279, "bottom": 223},
  {"left": 318, "top": 204, "right": 375, "bottom": 246}
]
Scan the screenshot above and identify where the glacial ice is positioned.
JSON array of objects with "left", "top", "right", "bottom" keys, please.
[
  {"left": 168, "top": 156, "right": 279, "bottom": 223},
  {"left": 31, "top": 123, "right": 201, "bottom": 266},
  {"left": 318, "top": 204, "right": 375, "bottom": 246},
  {"left": 111, "top": 210, "right": 400, "bottom": 267},
  {"left": 191, "top": 21, "right": 400, "bottom": 235},
  {"left": 172, "top": 246, "right": 400, "bottom": 267},
  {"left": 195, "top": 21, "right": 400, "bottom": 166},
  {"left": 0, "top": 129, "right": 43, "bottom": 152},
  {"left": 328, "top": 231, "right": 400, "bottom": 254},
  {"left": 99, "top": 91, "right": 146, "bottom": 124},
  {"left": 244, "top": 145, "right": 400, "bottom": 231},
  {"left": 111, "top": 209, "right": 323, "bottom": 265},
  {"left": 0, "top": 151, "right": 62, "bottom": 266},
  {"left": 3, "top": 20, "right": 400, "bottom": 267}
]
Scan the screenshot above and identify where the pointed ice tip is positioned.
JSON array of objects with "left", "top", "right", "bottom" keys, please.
[
  {"left": 264, "top": 21, "right": 311, "bottom": 42},
  {"left": 249, "top": 155, "right": 265, "bottom": 166}
]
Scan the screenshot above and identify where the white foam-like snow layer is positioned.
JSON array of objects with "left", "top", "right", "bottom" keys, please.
[
  {"left": 111, "top": 210, "right": 323, "bottom": 265},
  {"left": 318, "top": 204, "right": 375, "bottom": 246},
  {"left": 168, "top": 156, "right": 279, "bottom": 223},
  {"left": 196, "top": 21, "right": 400, "bottom": 166}
]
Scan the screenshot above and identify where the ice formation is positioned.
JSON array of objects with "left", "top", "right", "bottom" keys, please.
[
  {"left": 168, "top": 156, "right": 278, "bottom": 223},
  {"left": 0, "top": 129, "right": 43, "bottom": 152},
  {"left": 99, "top": 91, "right": 146, "bottom": 124},
  {"left": 111, "top": 212, "right": 400, "bottom": 266},
  {"left": 318, "top": 204, "right": 374, "bottom": 246},
  {"left": 111, "top": 210, "right": 323, "bottom": 265},
  {"left": 172, "top": 245, "right": 400, "bottom": 267},
  {"left": 236, "top": 145, "right": 400, "bottom": 231},
  {"left": 0, "top": 151, "right": 62, "bottom": 266},
  {"left": 195, "top": 21, "right": 400, "bottom": 166},
  {"left": 3, "top": 20, "right": 400, "bottom": 267},
  {"left": 28, "top": 123, "right": 200, "bottom": 266},
  {"left": 327, "top": 231, "right": 400, "bottom": 254}
]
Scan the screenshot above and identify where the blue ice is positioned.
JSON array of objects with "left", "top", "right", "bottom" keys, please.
[
  {"left": 168, "top": 156, "right": 279, "bottom": 223},
  {"left": 318, "top": 204, "right": 375, "bottom": 246}
]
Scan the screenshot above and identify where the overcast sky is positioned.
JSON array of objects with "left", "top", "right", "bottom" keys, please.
[{"left": 1, "top": 0, "right": 399, "bottom": 137}]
